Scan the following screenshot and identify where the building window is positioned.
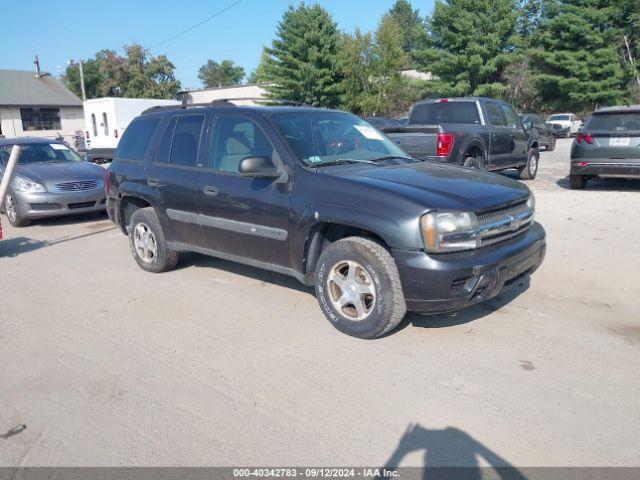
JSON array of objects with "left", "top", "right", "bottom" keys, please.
[{"left": 20, "top": 107, "right": 62, "bottom": 131}]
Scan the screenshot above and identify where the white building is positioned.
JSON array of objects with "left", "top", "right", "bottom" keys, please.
[
  {"left": 178, "top": 83, "right": 270, "bottom": 105},
  {"left": 0, "top": 69, "right": 84, "bottom": 144}
]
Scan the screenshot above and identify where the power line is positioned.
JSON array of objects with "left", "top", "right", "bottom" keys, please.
[{"left": 146, "top": 0, "right": 243, "bottom": 51}]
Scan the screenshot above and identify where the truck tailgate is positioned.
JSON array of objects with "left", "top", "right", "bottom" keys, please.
[{"left": 381, "top": 125, "right": 439, "bottom": 160}]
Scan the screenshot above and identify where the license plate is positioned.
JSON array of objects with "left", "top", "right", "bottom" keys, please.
[{"left": 610, "top": 137, "right": 630, "bottom": 146}]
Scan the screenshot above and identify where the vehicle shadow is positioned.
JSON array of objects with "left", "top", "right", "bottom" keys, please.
[
  {"left": 556, "top": 175, "right": 640, "bottom": 191},
  {"left": 175, "top": 252, "right": 315, "bottom": 295},
  {"left": 0, "top": 226, "right": 117, "bottom": 258},
  {"left": 400, "top": 275, "right": 530, "bottom": 332},
  {"left": 378, "top": 423, "right": 526, "bottom": 479},
  {"left": 29, "top": 210, "right": 110, "bottom": 227}
]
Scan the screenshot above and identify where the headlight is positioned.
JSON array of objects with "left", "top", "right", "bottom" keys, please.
[
  {"left": 526, "top": 193, "right": 535, "bottom": 211},
  {"left": 13, "top": 174, "right": 46, "bottom": 193},
  {"left": 421, "top": 211, "right": 480, "bottom": 252}
]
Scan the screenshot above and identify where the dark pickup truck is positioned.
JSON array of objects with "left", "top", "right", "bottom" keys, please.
[
  {"left": 382, "top": 97, "right": 540, "bottom": 180},
  {"left": 107, "top": 102, "right": 546, "bottom": 339}
]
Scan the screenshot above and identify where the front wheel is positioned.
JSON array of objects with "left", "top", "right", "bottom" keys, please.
[
  {"left": 315, "top": 237, "right": 406, "bottom": 339},
  {"left": 519, "top": 149, "right": 539, "bottom": 180},
  {"left": 128, "top": 207, "right": 179, "bottom": 273},
  {"left": 4, "top": 192, "right": 30, "bottom": 227},
  {"left": 547, "top": 137, "right": 556, "bottom": 151}
]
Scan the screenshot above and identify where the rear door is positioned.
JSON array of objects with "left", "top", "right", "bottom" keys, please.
[
  {"left": 578, "top": 112, "right": 640, "bottom": 161},
  {"left": 501, "top": 103, "right": 529, "bottom": 166},
  {"left": 144, "top": 113, "right": 206, "bottom": 246},
  {"left": 483, "top": 102, "right": 510, "bottom": 167},
  {"left": 195, "top": 113, "right": 292, "bottom": 267}
]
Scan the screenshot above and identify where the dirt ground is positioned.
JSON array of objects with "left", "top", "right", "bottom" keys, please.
[{"left": 1, "top": 138, "right": 639, "bottom": 468}]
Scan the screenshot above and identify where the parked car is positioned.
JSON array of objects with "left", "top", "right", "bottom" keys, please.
[
  {"left": 0, "top": 138, "right": 106, "bottom": 227},
  {"left": 106, "top": 103, "right": 546, "bottom": 339},
  {"left": 380, "top": 97, "right": 540, "bottom": 180},
  {"left": 547, "top": 122, "right": 570, "bottom": 138},
  {"left": 547, "top": 113, "right": 582, "bottom": 137},
  {"left": 569, "top": 105, "right": 640, "bottom": 189},
  {"left": 521, "top": 113, "right": 556, "bottom": 151},
  {"left": 363, "top": 117, "right": 404, "bottom": 128}
]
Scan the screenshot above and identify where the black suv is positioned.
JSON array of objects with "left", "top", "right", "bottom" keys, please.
[{"left": 107, "top": 102, "right": 546, "bottom": 339}]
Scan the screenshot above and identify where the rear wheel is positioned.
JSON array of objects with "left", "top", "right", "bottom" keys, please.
[
  {"left": 128, "top": 207, "right": 179, "bottom": 273},
  {"left": 519, "top": 149, "right": 539, "bottom": 180},
  {"left": 3, "top": 192, "right": 30, "bottom": 227},
  {"left": 463, "top": 155, "right": 484, "bottom": 170},
  {"left": 570, "top": 174, "right": 587, "bottom": 189},
  {"left": 315, "top": 237, "right": 406, "bottom": 339}
]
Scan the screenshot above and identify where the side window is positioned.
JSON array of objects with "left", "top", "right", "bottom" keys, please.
[
  {"left": 170, "top": 115, "right": 205, "bottom": 167},
  {"left": 102, "top": 112, "right": 109, "bottom": 136},
  {"left": 91, "top": 113, "right": 97, "bottom": 137},
  {"left": 154, "top": 116, "right": 178, "bottom": 164},
  {"left": 501, "top": 105, "right": 522, "bottom": 128},
  {"left": 115, "top": 117, "right": 160, "bottom": 162},
  {"left": 210, "top": 115, "right": 274, "bottom": 173},
  {"left": 484, "top": 103, "right": 506, "bottom": 126}
]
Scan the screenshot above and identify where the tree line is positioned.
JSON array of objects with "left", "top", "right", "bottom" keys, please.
[{"left": 63, "top": 0, "right": 640, "bottom": 116}]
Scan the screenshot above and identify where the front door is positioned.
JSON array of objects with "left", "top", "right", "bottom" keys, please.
[
  {"left": 501, "top": 104, "right": 529, "bottom": 166},
  {"left": 143, "top": 113, "right": 206, "bottom": 246},
  {"left": 483, "top": 102, "right": 511, "bottom": 168},
  {"left": 196, "top": 113, "right": 292, "bottom": 267}
]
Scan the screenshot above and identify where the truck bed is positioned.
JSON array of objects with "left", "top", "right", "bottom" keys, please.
[{"left": 380, "top": 125, "right": 439, "bottom": 160}]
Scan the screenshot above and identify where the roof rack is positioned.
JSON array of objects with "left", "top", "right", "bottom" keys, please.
[{"left": 141, "top": 97, "right": 305, "bottom": 115}]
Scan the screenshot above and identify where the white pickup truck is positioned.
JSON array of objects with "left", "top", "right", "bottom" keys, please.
[{"left": 83, "top": 98, "right": 179, "bottom": 164}]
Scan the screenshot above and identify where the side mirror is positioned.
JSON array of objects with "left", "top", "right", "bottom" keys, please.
[
  {"left": 523, "top": 120, "right": 533, "bottom": 131},
  {"left": 238, "top": 156, "right": 280, "bottom": 179}
]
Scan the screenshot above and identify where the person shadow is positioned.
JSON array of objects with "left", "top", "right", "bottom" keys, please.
[{"left": 379, "top": 424, "right": 527, "bottom": 480}]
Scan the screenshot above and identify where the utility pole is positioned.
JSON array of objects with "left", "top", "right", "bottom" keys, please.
[{"left": 69, "top": 58, "right": 87, "bottom": 101}]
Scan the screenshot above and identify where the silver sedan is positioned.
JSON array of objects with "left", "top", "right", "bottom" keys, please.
[{"left": 0, "top": 138, "right": 106, "bottom": 227}]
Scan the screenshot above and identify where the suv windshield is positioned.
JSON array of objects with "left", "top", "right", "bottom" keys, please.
[
  {"left": 0, "top": 143, "right": 83, "bottom": 165},
  {"left": 548, "top": 115, "right": 570, "bottom": 121},
  {"left": 271, "top": 111, "right": 408, "bottom": 166},
  {"left": 586, "top": 113, "right": 640, "bottom": 132},
  {"left": 410, "top": 102, "right": 480, "bottom": 124}
]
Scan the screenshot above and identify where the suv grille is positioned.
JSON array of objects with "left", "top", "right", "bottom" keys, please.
[
  {"left": 476, "top": 200, "right": 534, "bottom": 247},
  {"left": 54, "top": 180, "right": 103, "bottom": 192}
]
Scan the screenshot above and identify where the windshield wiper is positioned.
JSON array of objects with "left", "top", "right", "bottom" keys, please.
[
  {"left": 314, "top": 158, "right": 378, "bottom": 167},
  {"left": 369, "top": 155, "right": 415, "bottom": 162}
]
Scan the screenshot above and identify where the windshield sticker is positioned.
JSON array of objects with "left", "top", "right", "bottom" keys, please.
[
  {"left": 308, "top": 155, "right": 323, "bottom": 164},
  {"left": 354, "top": 125, "right": 384, "bottom": 140},
  {"left": 51, "top": 143, "right": 69, "bottom": 150}
]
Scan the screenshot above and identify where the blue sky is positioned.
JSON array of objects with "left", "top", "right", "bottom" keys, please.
[{"left": 0, "top": 0, "right": 435, "bottom": 90}]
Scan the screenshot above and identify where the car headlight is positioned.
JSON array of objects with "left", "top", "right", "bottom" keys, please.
[
  {"left": 13, "top": 174, "right": 46, "bottom": 193},
  {"left": 526, "top": 193, "right": 535, "bottom": 221},
  {"left": 420, "top": 211, "right": 480, "bottom": 253}
]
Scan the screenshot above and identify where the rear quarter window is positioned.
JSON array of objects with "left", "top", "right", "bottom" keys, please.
[
  {"left": 115, "top": 117, "right": 160, "bottom": 162},
  {"left": 410, "top": 102, "right": 480, "bottom": 124}
]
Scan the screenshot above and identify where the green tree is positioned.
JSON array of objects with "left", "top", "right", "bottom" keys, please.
[
  {"left": 247, "top": 49, "right": 271, "bottom": 84},
  {"left": 265, "top": 3, "right": 343, "bottom": 107},
  {"left": 62, "top": 44, "right": 181, "bottom": 99},
  {"left": 530, "top": 0, "right": 633, "bottom": 112},
  {"left": 198, "top": 59, "right": 245, "bottom": 87},
  {"left": 387, "top": 0, "right": 428, "bottom": 64},
  {"left": 417, "top": 0, "right": 521, "bottom": 97}
]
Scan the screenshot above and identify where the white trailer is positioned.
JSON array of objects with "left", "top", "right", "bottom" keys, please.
[{"left": 82, "top": 97, "right": 179, "bottom": 163}]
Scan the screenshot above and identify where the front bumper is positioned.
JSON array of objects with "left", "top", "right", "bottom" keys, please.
[
  {"left": 571, "top": 160, "right": 640, "bottom": 179},
  {"left": 13, "top": 189, "right": 106, "bottom": 219},
  {"left": 392, "top": 222, "right": 546, "bottom": 312}
]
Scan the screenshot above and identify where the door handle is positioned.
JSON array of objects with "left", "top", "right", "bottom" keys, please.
[
  {"left": 147, "top": 177, "right": 159, "bottom": 187},
  {"left": 202, "top": 185, "right": 218, "bottom": 197}
]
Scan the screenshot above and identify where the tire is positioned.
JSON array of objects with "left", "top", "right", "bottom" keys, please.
[
  {"left": 547, "top": 137, "right": 556, "bottom": 151},
  {"left": 519, "top": 148, "right": 539, "bottom": 180},
  {"left": 314, "top": 236, "right": 406, "bottom": 339},
  {"left": 463, "top": 155, "right": 484, "bottom": 170},
  {"left": 128, "top": 207, "right": 179, "bottom": 273},
  {"left": 570, "top": 174, "right": 587, "bottom": 190},
  {"left": 3, "top": 191, "right": 30, "bottom": 227}
]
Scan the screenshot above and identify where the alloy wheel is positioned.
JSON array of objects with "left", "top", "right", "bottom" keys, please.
[
  {"left": 133, "top": 223, "right": 157, "bottom": 263},
  {"left": 327, "top": 260, "right": 376, "bottom": 321}
]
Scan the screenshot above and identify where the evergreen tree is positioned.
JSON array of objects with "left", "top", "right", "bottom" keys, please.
[
  {"left": 198, "top": 59, "right": 245, "bottom": 88},
  {"left": 417, "top": 0, "right": 521, "bottom": 97},
  {"left": 265, "top": 3, "right": 343, "bottom": 107},
  {"left": 387, "top": 0, "right": 428, "bottom": 64},
  {"left": 530, "top": 0, "right": 633, "bottom": 112},
  {"left": 247, "top": 49, "right": 271, "bottom": 84}
]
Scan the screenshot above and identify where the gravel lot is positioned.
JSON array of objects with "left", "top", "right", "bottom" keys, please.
[{"left": 1, "top": 138, "right": 639, "bottom": 468}]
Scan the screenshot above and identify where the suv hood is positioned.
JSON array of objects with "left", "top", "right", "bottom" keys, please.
[{"left": 328, "top": 161, "right": 530, "bottom": 212}]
